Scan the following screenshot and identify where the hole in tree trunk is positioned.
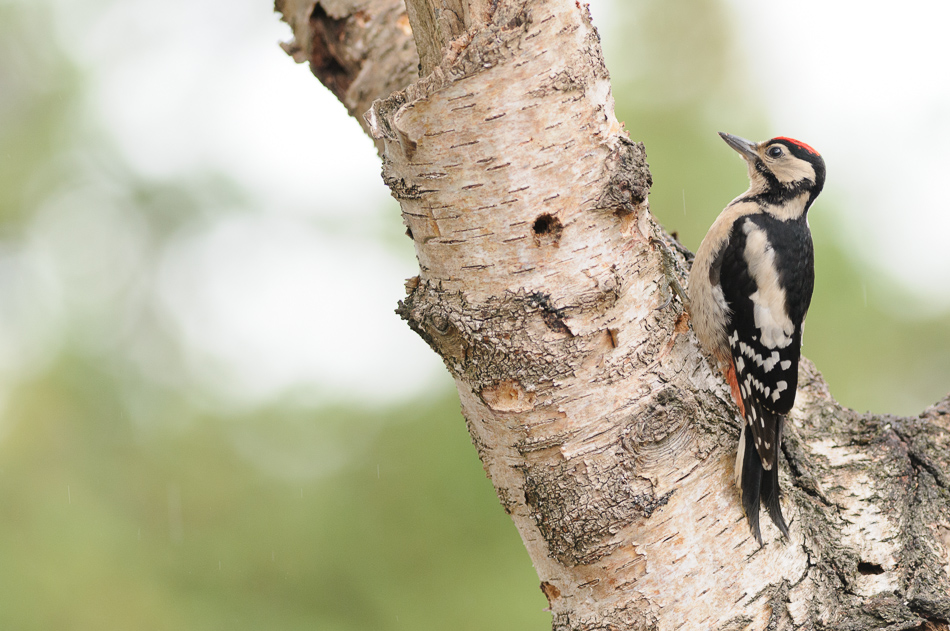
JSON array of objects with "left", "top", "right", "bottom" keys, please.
[
  {"left": 857, "top": 561, "right": 884, "bottom": 575},
  {"left": 308, "top": 4, "right": 354, "bottom": 100},
  {"left": 532, "top": 213, "right": 562, "bottom": 246}
]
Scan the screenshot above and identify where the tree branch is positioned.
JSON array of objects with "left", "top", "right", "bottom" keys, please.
[
  {"left": 276, "top": 0, "right": 419, "bottom": 148},
  {"left": 277, "top": 1, "right": 950, "bottom": 628}
]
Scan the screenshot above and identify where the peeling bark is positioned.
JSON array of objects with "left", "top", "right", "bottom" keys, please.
[{"left": 277, "top": 1, "right": 950, "bottom": 629}]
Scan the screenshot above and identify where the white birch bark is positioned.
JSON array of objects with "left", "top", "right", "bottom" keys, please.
[{"left": 277, "top": 1, "right": 950, "bottom": 628}]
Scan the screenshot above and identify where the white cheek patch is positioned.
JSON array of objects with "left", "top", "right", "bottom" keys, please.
[
  {"left": 743, "top": 223, "right": 795, "bottom": 349},
  {"left": 771, "top": 159, "right": 815, "bottom": 186}
]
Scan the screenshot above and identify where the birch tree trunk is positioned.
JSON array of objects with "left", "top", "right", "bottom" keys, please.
[{"left": 276, "top": 0, "right": 950, "bottom": 628}]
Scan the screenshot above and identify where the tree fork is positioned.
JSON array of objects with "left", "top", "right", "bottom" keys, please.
[{"left": 277, "top": 0, "right": 950, "bottom": 628}]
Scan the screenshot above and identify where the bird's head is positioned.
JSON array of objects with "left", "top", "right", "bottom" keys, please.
[{"left": 719, "top": 132, "right": 826, "bottom": 211}]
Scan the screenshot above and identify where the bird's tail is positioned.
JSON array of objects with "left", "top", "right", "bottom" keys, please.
[
  {"left": 735, "top": 421, "right": 788, "bottom": 545},
  {"left": 759, "top": 410, "right": 788, "bottom": 541}
]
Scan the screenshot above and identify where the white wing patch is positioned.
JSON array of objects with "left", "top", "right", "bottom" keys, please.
[
  {"left": 742, "top": 222, "right": 795, "bottom": 349},
  {"left": 760, "top": 350, "right": 780, "bottom": 372},
  {"left": 771, "top": 380, "right": 788, "bottom": 402}
]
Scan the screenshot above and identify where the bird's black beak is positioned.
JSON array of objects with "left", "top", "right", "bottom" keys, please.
[{"left": 719, "top": 132, "right": 759, "bottom": 162}]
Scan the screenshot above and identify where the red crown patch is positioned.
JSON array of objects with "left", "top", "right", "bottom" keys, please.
[{"left": 773, "top": 137, "right": 819, "bottom": 156}]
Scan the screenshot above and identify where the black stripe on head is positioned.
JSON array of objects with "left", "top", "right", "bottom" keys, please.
[
  {"left": 753, "top": 159, "right": 782, "bottom": 190},
  {"left": 746, "top": 179, "right": 817, "bottom": 209},
  {"left": 746, "top": 162, "right": 812, "bottom": 208}
]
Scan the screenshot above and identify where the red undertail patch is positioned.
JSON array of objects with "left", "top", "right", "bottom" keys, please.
[{"left": 725, "top": 360, "right": 745, "bottom": 417}]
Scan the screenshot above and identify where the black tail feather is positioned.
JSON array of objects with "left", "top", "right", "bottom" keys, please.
[
  {"left": 739, "top": 424, "right": 763, "bottom": 545},
  {"left": 738, "top": 419, "right": 789, "bottom": 545},
  {"left": 759, "top": 413, "right": 788, "bottom": 539},
  {"left": 760, "top": 463, "right": 789, "bottom": 539}
]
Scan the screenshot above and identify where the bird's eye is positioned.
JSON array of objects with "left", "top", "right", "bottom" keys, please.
[{"left": 767, "top": 146, "right": 784, "bottom": 158}]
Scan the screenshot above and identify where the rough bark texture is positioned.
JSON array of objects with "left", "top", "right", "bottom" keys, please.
[{"left": 277, "top": 1, "right": 950, "bottom": 629}]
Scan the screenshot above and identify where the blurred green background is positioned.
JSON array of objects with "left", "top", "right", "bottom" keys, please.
[{"left": 1, "top": 0, "right": 948, "bottom": 629}]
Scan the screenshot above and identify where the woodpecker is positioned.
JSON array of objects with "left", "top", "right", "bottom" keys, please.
[{"left": 689, "top": 132, "right": 825, "bottom": 544}]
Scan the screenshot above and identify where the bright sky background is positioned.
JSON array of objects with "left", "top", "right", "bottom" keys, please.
[
  {"left": 24, "top": 0, "right": 950, "bottom": 406},
  {"left": 41, "top": 0, "right": 449, "bottom": 406},
  {"left": 727, "top": 0, "right": 950, "bottom": 316}
]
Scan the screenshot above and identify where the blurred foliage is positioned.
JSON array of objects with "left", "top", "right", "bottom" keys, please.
[
  {"left": 0, "top": 1, "right": 549, "bottom": 628},
  {"left": 0, "top": 363, "right": 544, "bottom": 629},
  {"left": 0, "top": 0, "right": 947, "bottom": 630}
]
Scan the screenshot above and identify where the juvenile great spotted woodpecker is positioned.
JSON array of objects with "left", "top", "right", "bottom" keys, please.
[{"left": 689, "top": 132, "right": 825, "bottom": 544}]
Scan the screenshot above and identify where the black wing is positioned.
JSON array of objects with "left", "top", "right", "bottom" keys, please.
[
  {"left": 719, "top": 214, "right": 813, "bottom": 542},
  {"left": 719, "top": 214, "right": 813, "bottom": 460}
]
